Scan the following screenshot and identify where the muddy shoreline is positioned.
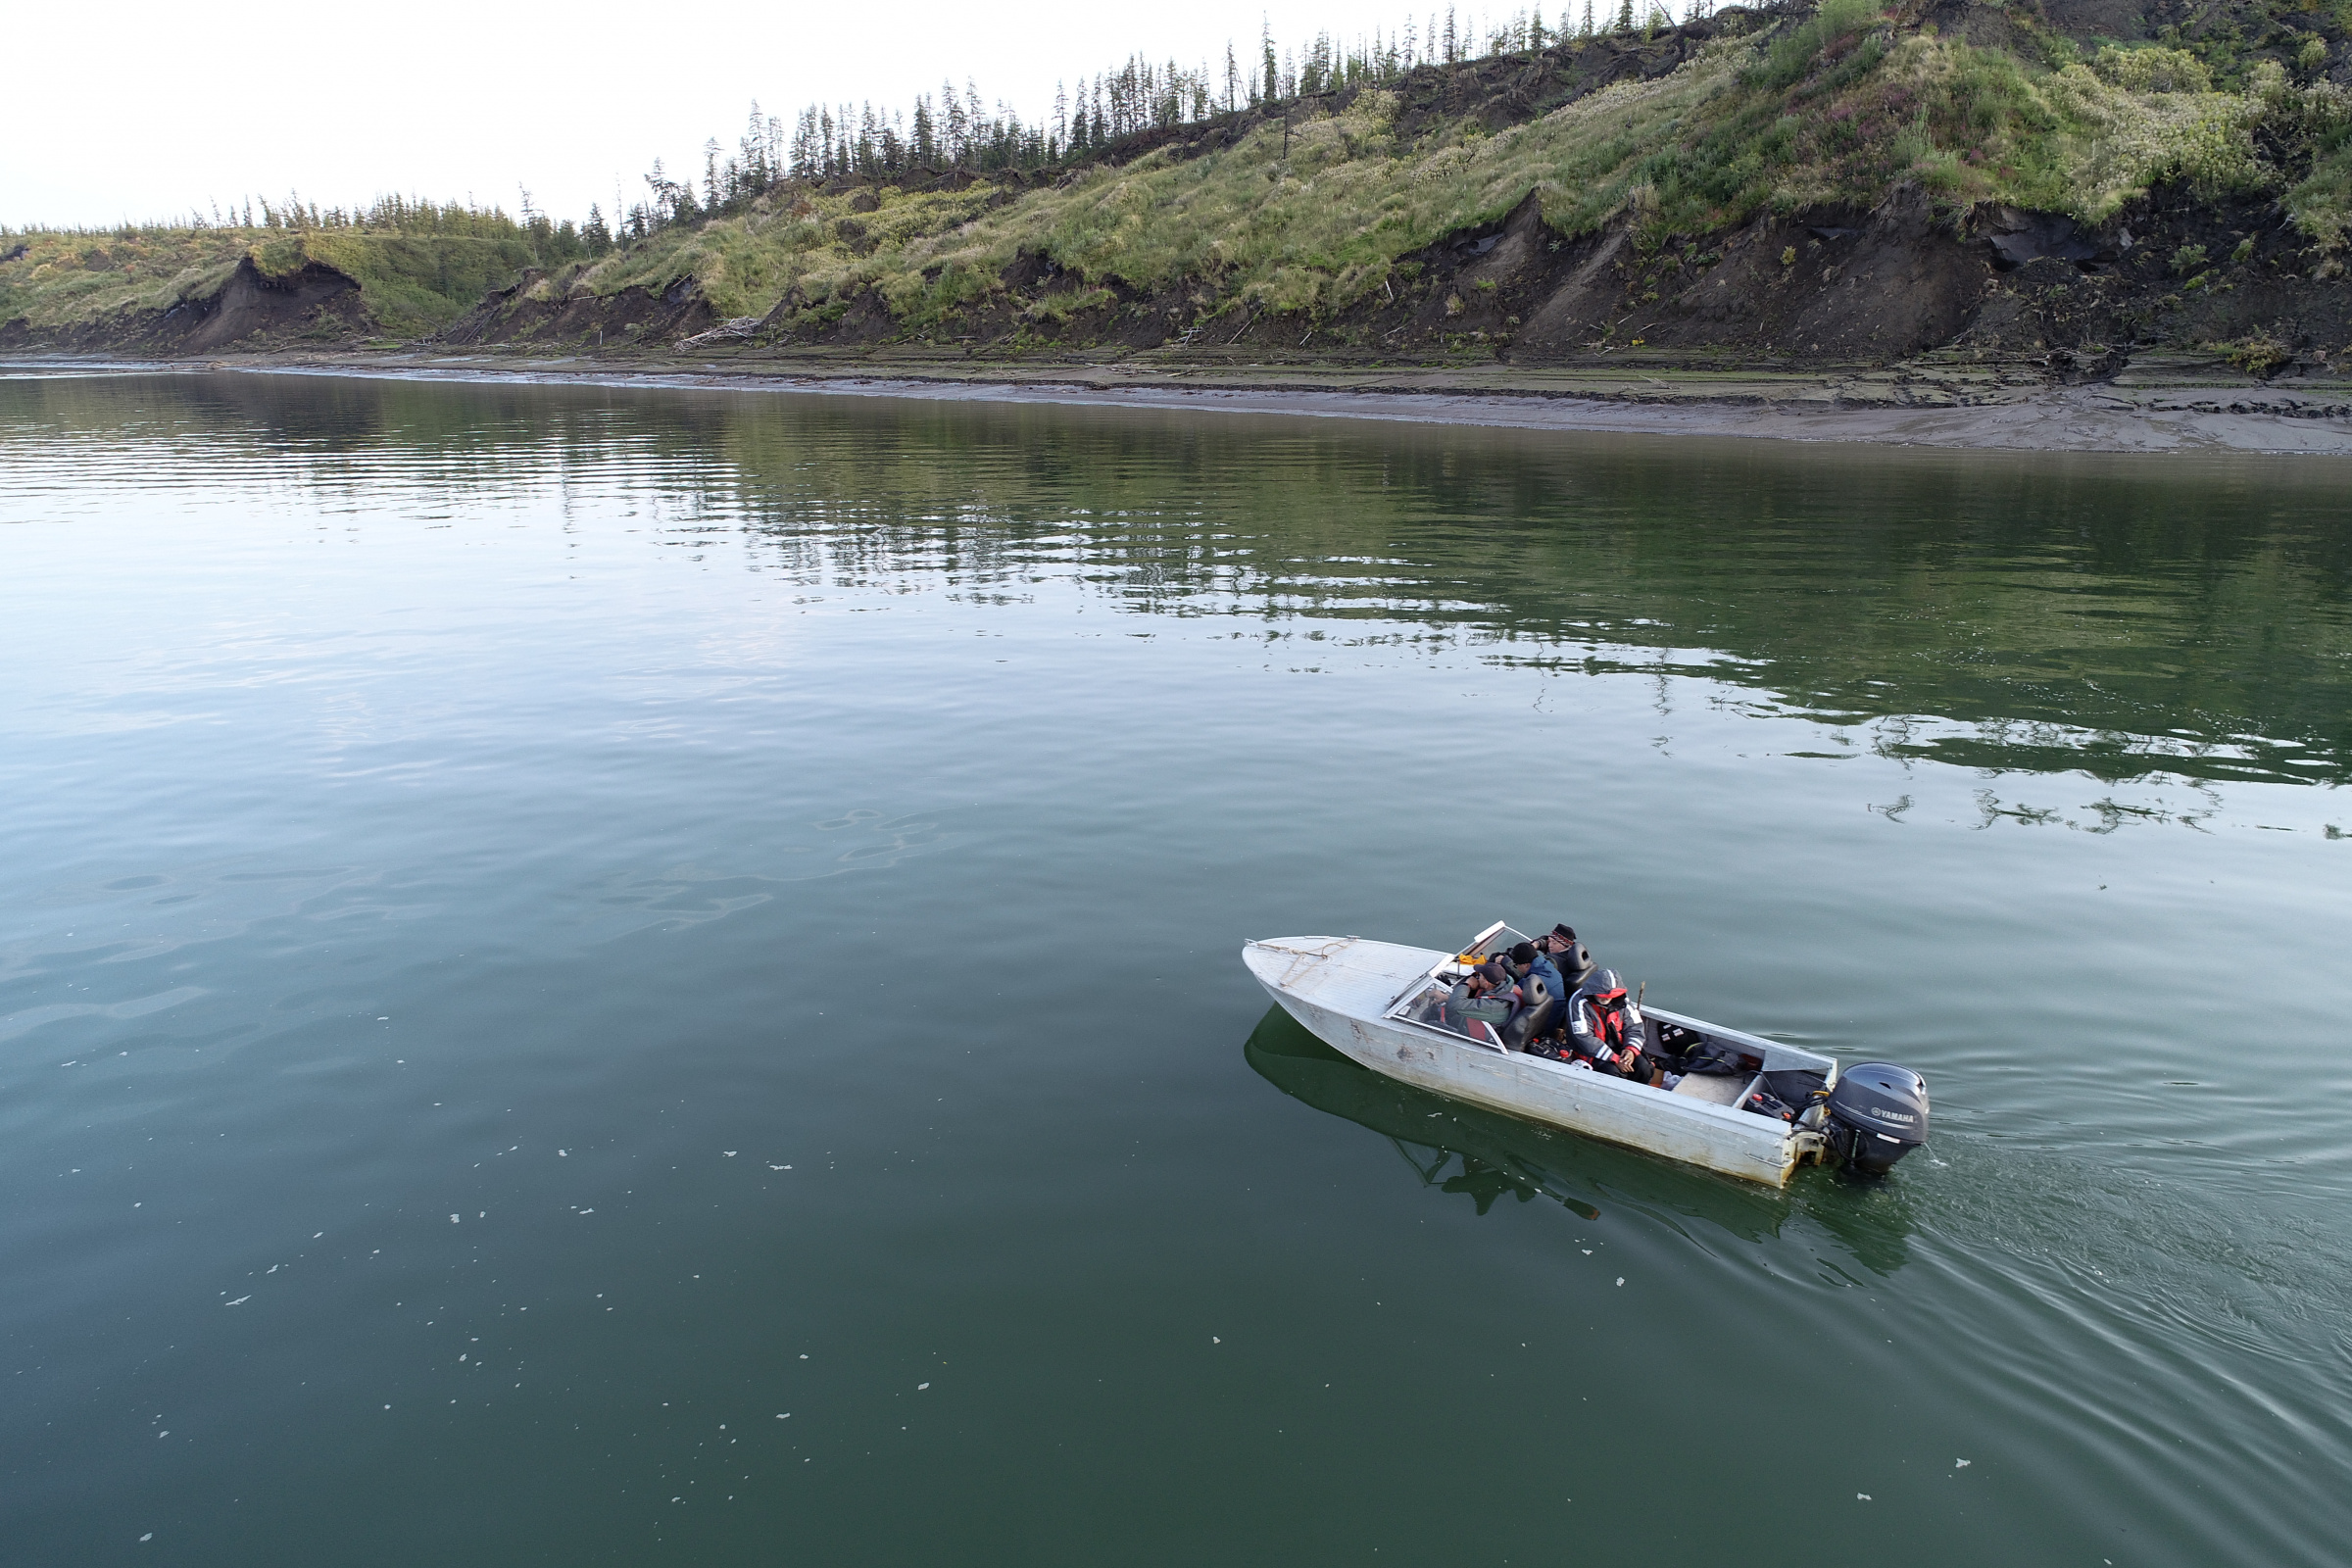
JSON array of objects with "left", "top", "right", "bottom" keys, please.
[{"left": 9, "top": 348, "right": 2352, "bottom": 454}]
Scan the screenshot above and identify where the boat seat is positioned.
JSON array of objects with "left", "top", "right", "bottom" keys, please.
[{"left": 1502, "top": 996, "right": 1557, "bottom": 1052}]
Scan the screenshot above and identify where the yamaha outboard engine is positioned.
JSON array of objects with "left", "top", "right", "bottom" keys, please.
[{"left": 1824, "top": 1062, "right": 1930, "bottom": 1174}]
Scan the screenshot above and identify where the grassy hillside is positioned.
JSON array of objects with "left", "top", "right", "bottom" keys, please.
[
  {"left": 505, "top": 0, "right": 2348, "bottom": 341},
  {"left": 0, "top": 213, "right": 554, "bottom": 343},
  {"left": 7, "top": 0, "right": 2349, "bottom": 366}
]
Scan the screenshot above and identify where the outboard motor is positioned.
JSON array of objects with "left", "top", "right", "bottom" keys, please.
[{"left": 1824, "top": 1062, "right": 1930, "bottom": 1174}]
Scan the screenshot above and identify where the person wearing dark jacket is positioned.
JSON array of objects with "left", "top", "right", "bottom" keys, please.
[
  {"left": 1441, "top": 961, "right": 1517, "bottom": 1046},
  {"left": 1509, "top": 940, "right": 1565, "bottom": 1019},
  {"left": 1565, "top": 967, "right": 1660, "bottom": 1085},
  {"left": 1501, "top": 940, "right": 1564, "bottom": 1050},
  {"left": 1541, "top": 925, "right": 1595, "bottom": 995}
]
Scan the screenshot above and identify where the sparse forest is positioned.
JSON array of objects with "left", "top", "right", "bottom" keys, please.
[{"left": 630, "top": 5, "right": 1699, "bottom": 236}]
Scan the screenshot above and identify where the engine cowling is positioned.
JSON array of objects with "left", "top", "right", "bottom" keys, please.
[{"left": 1826, "top": 1062, "right": 1929, "bottom": 1174}]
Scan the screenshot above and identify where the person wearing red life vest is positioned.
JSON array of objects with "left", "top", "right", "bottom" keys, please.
[{"left": 1565, "top": 967, "right": 1662, "bottom": 1086}]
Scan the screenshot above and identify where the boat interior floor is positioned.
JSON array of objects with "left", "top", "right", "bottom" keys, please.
[{"left": 1670, "top": 1071, "right": 1750, "bottom": 1107}]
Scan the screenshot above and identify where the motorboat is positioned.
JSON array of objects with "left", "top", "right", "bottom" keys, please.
[{"left": 1241, "top": 921, "right": 1930, "bottom": 1188}]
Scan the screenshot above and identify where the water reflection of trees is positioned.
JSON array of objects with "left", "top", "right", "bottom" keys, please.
[
  {"left": 708, "top": 393, "right": 2352, "bottom": 790},
  {"left": 9, "top": 369, "right": 2346, "bottom": 787}
]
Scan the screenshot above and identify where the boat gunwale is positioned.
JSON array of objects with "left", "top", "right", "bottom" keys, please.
[
  {"left": 1363, "top": 1003, "right": 1796, "bottom": 1135},
  {"left": 1247, "top": 935, "right": 1832, "bottom": 1111},
  {"left": 1243, "top": 933, "right": 1831, "bottom": 1182}
]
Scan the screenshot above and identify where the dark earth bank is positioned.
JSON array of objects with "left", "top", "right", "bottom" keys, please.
[{"left": 429, "top": 180, "right": 2350, "bottom": 383}]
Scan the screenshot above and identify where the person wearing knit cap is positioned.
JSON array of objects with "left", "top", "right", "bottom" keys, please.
[{"left": 1541, "top": 923, "right": 1595, "bottom": 994}]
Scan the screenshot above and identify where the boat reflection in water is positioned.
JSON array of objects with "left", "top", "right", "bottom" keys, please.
[{"left": 1245, "top": 1005, "right": 1916, "bottom": 1276}]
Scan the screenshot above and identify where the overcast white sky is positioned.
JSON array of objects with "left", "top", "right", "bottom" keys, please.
[{"left": 6, "top": 0, "right": 1535, "bottom": 230}]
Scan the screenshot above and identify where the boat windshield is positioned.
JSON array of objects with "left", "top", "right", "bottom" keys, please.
[
  {"left": 1382, "top": 920, "right": 1532, "bottom": 1033},
  {"left": 1450, "top": 921, "right": 1529, "bottom": 964}
]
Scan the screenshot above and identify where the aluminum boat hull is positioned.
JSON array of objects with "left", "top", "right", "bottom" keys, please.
[{"left": 1244, "top": 935, "right": 1820, "bottom": 1187}]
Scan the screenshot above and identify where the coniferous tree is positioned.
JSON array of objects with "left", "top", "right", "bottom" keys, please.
[
  {"left": 597, "top": 9, "right": 1722, "bottom": 250},
  {"left": 937, "top": 80, "right": 961, "bottom": 162}
]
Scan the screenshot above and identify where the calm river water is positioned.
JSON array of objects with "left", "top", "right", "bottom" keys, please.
[{"left": 3, "top": 368, "right": 2348, "bottom": 1567}]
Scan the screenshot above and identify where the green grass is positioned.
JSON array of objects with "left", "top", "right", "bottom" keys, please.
[
  {"left": 0, "top": 225, "right": 543, "bottom": 337},
  {"left": 296, "top": 233, "right": 546, "bottom": 335},
  {"left": 561, "top": 18, "right": 2344, "bottom": 336},
  {"left": 6, "top": 8, "right": 2348, "bottom": 339}
]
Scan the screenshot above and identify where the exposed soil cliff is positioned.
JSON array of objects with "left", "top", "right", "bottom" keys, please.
[
  {"left": 2, "top": 256, "right": 366, "bottom": 355},
  {"left": 433, "top": 272, "right": 714, "bottom": 350},
  {"left": 427, "top": 178, "right": 2340, "bottom": 381}
]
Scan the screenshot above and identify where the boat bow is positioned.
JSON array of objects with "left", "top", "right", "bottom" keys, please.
[{"left": 1243, "top": 936, "right": 1443, "bottom": 1021}]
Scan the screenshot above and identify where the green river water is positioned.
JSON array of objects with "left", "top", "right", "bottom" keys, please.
[{"left": 2, "top": 368, "right": 2347, "bottom": 1566}]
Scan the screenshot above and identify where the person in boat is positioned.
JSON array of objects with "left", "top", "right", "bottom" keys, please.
[
  {"left": 1442, "top": 961, "right": 1518, "bottom": 1046},
  {"left": 1498, "top": 940, "right": 1563, "bottom": 1051},
  {"left": 1517, "top": 927, "right": 1593, "bottom": 1054},
  {"left": 1565, "top": 967, "right": 1662, "bottom": 1085},
  {"left": 1540, "top": 925, "right": 1594, "bottom": 991},
  {"left": 1509, "top": 940, "right": 1565, "bottom": 1013}
]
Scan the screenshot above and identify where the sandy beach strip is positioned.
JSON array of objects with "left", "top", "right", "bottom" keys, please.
[{"left": 11, "top": 350, "right": 2352, "bottom": 455}]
